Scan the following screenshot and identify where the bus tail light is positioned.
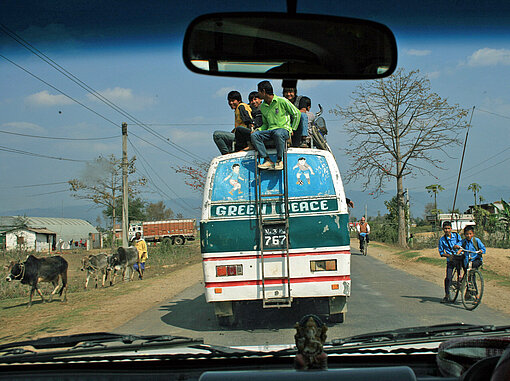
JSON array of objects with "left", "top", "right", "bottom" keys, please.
[
  {"left": 216, "top": 264, "right": 243, "bottom": 277},
  {"left": 214, "top": 288, "right": 222, "bottom": 294},
  {"left": 310, "top": 260, "right": 337, "bottom": 272},
  {"left": 331, "top": 284, "right": 339, "bottom": 290}
]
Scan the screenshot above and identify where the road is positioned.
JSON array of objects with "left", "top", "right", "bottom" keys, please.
[{"left": 116, "top": 249, "right": 510, "bottom": 346}]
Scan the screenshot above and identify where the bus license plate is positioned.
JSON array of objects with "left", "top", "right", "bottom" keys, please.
[{"left": 263, "top": 224, "right": 287, "bottom": 249}]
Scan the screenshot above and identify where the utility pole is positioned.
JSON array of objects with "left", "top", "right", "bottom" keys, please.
[
  {"left": 365, "top": 204, "right": 368, "bottom": 220},
  {"left": 406, "top": 188, "right": 410, "bottom": 242},
  {"left": 121, "top": 122, "right": 129, "bottom": 248}
]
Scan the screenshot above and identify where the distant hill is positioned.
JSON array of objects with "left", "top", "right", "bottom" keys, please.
[
  {"left": 345, "top": 185, "right": 510, "bottom": 219},
  {"left": 2, "top": 186, "right": 507, "bottom": 225}
]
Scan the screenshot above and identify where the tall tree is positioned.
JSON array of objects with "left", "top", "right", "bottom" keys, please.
[
  {"left": 145, "top": 201, "right": 174, "bottom": 221},
  {"left": 333, "top": 69, "right": 468, "bottom": 246},
  {"left": 68, "top": 154, "right": 146, "bottom": 239},
  {"left": 426, "top": 183, "right": 445, "bottom": 227},
  {"left": 468, "top": 183, "right": 482, "bottom": 207},
  {"left": 103, "top": 197, "right": 147, "bottom": 222}
]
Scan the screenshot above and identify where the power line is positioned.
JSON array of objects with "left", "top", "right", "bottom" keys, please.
[
  {"left": 0, "top": 129, "right": 119, "bottom": 141},
  {"left": 0, "top": 145, "right": 88, "bottom": 162},
  {"left": 0, "top": 53, "right": 198, "bottom": 165},
  {"left": 477, "top": 108, "right": 510, "bottom": 120},
  {"left": 131, "top": 123, "right": 231, "bottom": 126},
  {"left": 128, "top": 132, "right": 195, "bottom": 165},
  {"left": 26, "top": 189, "right": 69, "bottom": 197},
  {"left": 128, "top": 137, "right": 197, "bottom": 213},
  {"left": 0, "top": 181, "right": 69, "bottom": 189},
  {"left": 0, "top": 24, "right": 205, "bottom": 164},
  {"left": 0, "top": 53, "right": 120, "bottom": 128},
  {"left": 460, "top": 156, "right": 510, "bottom": 181}
]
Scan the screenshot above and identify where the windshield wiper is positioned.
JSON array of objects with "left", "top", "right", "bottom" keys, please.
[
  {"left": 0, "top": 332, "right": 204, "bottom": 361},
  {"left": 189, "top": 344, "right": 296, "bottom": 358},
  {"left": 329, "top": 323, "right": 510, "bottom": 347}
]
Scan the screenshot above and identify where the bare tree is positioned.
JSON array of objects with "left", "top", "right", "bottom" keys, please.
[
  {"left": 174, "top": 162, "right": 209, "bottom": 194},
  {"left": 68, "top": 154, "right": 146, "bottom": 242},
  {"left": 332, "top": 68, "right": 468, "bottom": 246}
]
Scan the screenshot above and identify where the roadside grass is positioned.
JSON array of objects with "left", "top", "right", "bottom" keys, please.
[
  {"left": 479, "top": 268, "right": 510, "bottom": 288},
  {"left": 0, "top": 242, "right": 201, "bottom": 301},
  {"left": 0, "top": 241, "right": 202, "bottom": 344},
  {"left": 369, "top": 240, "right": 510, "bottom": 291},
  {"left": 395, "top": 251, "right": 421, "bottom": 260},
  {"left": 415, "top": 257, "right": 444, "bottom": 266}
]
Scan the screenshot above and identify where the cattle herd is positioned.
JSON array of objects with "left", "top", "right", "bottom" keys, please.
[{"left": 5, "top": 246, "right": 142, "bottom": 307}]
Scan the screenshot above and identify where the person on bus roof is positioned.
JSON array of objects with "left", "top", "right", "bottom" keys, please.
[
  {"left": 283, "top": 86, "right": 302, "bottom": 108},
  {"left": 234, "top": 91, "right": 263, "bottom": 152},
  {"left": 248, "top": 91, "right": 263, "bottom": 129},
  {"left": 251, "top": 81, "right": 301, "bottom": 170},
  {"left": 213, "top": 91, "right": 254, "bottom": 154},
  {"left": 292, "top": 97, "right": 312, "bottom": 148}
]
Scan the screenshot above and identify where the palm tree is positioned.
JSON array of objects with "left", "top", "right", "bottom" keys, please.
[
  {"left": 468, "top": 183, "right": 482, "bottom": 207},
  {"left": 426, "top": 184, "right": 444, "bottom": 227}
]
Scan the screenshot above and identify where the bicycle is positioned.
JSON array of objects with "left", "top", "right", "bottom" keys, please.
[
  {"left": 448, "top": 250, "right": 484, "bottom": 311},
  {"left": 359, "top": 233, "right": 368, "bottom": 256}
]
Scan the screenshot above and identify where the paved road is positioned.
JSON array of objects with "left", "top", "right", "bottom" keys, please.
[{"left": 116, "top": 249, "right": 510, "bottom": 346}]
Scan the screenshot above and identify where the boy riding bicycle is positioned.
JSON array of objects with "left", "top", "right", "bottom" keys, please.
[
  {"left": 456, "top": 225, "right": 485, "bottom": 303},
  {"left": 456, "top": 225, "right": 485, "bottom": 270}
]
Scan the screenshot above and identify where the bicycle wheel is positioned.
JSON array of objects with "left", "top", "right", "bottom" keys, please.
[
  {"left": 448, "top": 266, "right": 460, "bottom": 303},
  {"left": 461, "top": 269, "right": 484, "bottom": 311},
  {"left": 363, "top": 241, "right": 368, "bottom": 256}
]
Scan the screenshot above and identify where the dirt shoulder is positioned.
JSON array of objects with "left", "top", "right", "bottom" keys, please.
[
  {"left": 0, "top": 257, "right": 203, "bottom": 345},
  {"left": 364, "top": 239, "right": 510, "bottom": 316}
]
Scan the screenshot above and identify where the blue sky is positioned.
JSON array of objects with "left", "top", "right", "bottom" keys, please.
[{"left": 1, "top": 17, "right": 510, "bottom": 221}]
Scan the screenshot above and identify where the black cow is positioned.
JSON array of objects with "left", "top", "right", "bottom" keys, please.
[
  {"left": 81, "top": 253, "right": 109, "bottom": 289},
  {"left": 5, "top": 255, "right": 68, "bottom": 307},
  {"left": 108, "top": 246, "right": 141, "bottom": 284}
]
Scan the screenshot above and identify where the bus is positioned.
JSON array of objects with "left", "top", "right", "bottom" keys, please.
[{"left": 200, "top": 147, "right": 351, "bottom": 325}]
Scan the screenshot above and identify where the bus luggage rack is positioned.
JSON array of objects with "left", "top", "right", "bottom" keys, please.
[{"left": 255, "top": 149, "right": 292, "bottom": 308}]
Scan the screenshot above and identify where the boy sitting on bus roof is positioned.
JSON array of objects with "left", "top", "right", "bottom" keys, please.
[
  {"left": 213, "top": 91, "right": 254, "bottom": 154},
  {"left": 292, "top": 96, "right": 312, "bottom": 148},
  {"left": 251, "top": 81, "right": 301, "bottom": 170}
]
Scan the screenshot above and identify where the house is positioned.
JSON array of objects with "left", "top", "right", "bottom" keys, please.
[
  {"left": 466, "top": 201, "right": 505, "bottom": 215},
  {"left": 0, "top": 216, "right": 101, "bottom": 251},
  {"left": 0, "top": 226, "right": 56, "bottom": 252}
]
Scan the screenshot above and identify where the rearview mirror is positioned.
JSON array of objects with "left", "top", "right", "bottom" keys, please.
[{"left": 183, "top": 12, "right": 397, "bottom": 80}]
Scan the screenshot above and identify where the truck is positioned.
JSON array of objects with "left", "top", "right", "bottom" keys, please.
[{"left": 129, "top": 219, "right": 196, "bottom": 245}]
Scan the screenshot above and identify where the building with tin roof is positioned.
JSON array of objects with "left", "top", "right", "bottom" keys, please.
[{"left": 0, "top": 216, "right": 101, "bottom": 250}]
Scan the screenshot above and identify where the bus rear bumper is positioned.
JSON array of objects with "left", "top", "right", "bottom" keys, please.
[{"left": 205, "top": 278, "right": 351, "bottom": 303}]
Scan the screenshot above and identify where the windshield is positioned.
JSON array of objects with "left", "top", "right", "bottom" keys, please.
[{"left": 1, "top": 0, "right": 510, "bottom": 353}]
